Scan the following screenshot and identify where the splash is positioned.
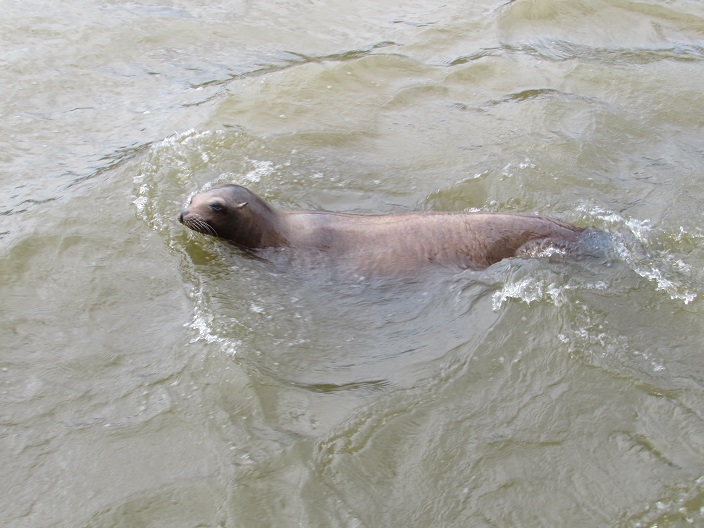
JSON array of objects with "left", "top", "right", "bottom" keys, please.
[
  {"left": 577, "top": 205, "right": 698, "bottom": 305},
  {"left": 243, "top": 159, "right": 276, "bottom": 183},
  {"left": 492, "top": 277, "right": 566, "bottom": 311},
  {"left": 132, "top": 128, "right": 281, "bottom": 353},
  {"left": 187, "top": 284, "right": 241, "bottom": 356}
]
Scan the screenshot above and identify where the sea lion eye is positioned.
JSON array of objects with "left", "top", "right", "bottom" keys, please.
[{"left": 210, "top": 201, "right": 225, "bottom": 212}]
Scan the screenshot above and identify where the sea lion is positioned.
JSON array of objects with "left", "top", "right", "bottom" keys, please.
[{"left": 179, "top": 184, "right": 587, "bottom": 276}]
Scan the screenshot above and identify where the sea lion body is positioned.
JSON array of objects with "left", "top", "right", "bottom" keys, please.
[{"left": 179, "top": 184, "right": 586, "bottom": 276}]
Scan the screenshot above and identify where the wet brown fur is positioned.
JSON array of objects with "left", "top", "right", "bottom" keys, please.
[{"left": 179, "top": 184, "right": 585, "bottom": 275}]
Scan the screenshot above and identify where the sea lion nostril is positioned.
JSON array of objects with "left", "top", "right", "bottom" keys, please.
[{"left": 179, "top": 210, "right": 188, "bottom": 223}]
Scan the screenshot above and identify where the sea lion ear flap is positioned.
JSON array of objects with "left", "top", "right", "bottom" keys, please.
[{"left": 236, "top": 201, "right": 248, "bottom": 209}]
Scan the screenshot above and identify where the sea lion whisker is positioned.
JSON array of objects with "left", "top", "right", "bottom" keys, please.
[
  {"left": 203, "top": 222, "right": 218, "bottom": 237},
  {"left": 191, "top": 217, "right": 217, "bottom": 236},
  {"left": 184, "top": 216, "right": 210, "bottom": 235}
]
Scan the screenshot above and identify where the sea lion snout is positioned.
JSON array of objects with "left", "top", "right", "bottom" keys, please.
[{"left": 179, "top": 207, "right": 219, "bottom": 237}]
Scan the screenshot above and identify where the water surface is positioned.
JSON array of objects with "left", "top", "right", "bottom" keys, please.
[{"left": 2, "top": 1, "right": 704, "bottom": 526}]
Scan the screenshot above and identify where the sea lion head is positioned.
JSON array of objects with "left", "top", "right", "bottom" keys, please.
[{"left": 179, "top": 184, "right": 286, "bottom": 249}]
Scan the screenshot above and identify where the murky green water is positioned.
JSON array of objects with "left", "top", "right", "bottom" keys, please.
[{"left": 3, "top": 1, "right": 704, "bottom": 526}]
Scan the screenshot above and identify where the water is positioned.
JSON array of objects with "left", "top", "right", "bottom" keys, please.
[{"left": 2, "top": 1, "right": 704, "bottom": 526}]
